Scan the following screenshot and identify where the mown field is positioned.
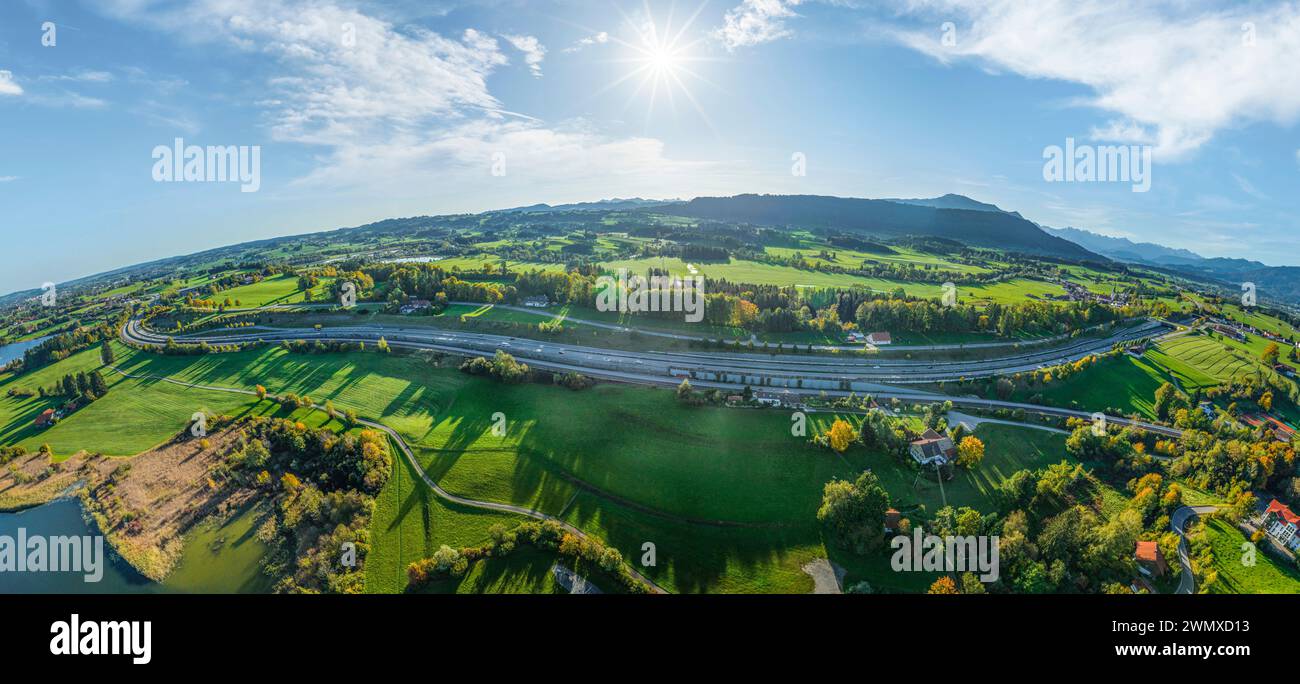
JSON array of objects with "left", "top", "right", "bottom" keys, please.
[
  {"left": 216, "top": 274, "right": 336, "bottom": 307},
  {"left": 1205, "top": 518, "right": 1300, "bottom": 594},
  {"left": 601, "top": 255, "right": 1067, "bottom": 306},
  {"left": 1145, "top": 335, "right": 1257, "bottom": 389},
  {"left": 0, "top": 340, "right": 1085, "bottom": 593},
  {"left": 1016, "top": 353, "right": 1168, "bottom": 418}
]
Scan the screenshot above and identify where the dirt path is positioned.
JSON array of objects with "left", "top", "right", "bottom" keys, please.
[
  {"left": 102, "top": 364, "right": 669, "bottom": 594},
  {"left": 801, "top": 558, "right": 845, "bottom": 594}
]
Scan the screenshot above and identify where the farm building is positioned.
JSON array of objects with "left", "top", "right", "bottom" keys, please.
[
  {"left": 908, "top": 429, "right": 955, "bottom": 466},
  {"left": 1135, "top": 541, "right": 1167, "bottom": 578},
  {"left": 399, "top": 299, "right": 432, "bottom": 315},
  {"left": 753, "top": 390, "right": 798, "bottom": 407}
]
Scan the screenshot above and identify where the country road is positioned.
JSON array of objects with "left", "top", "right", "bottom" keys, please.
[
  {"left": 102, "top": 363, "right": 668, "bottom": 594},
  {"left": 1170, "top": 505, "right": 1220, "bottom": 594}
]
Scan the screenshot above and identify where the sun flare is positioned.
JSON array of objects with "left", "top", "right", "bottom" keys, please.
[{"left": 589, "top": 2, "right": 721, "bottom": 128}]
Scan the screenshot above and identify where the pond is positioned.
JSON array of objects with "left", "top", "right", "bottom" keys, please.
[
  {"left": 0, "top": 335, "right": 51, "bottom": 366},
  {"left": 0, "top": 498, "right": 272, "bottom": 594}
]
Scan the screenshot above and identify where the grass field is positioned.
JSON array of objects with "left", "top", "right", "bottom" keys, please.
[
  {"left": 214, "top": 274, "right": 336, "bottom": 307},
  {"left": 0, "top": 341, "right": 1132, "bottom": 593},
  {"left": 1017, "top": 353, "right": 1168, "bottom": 418},
  {"left": 764, "top": 244, "right": 991, "bottom": 274},
  {"left": 601, "top": 256, "right": 1066, "bottom": 306},
  {"left": 1205, "top": 518, "right": 1300, "bottom": 594},
  {"left": 1147, "top": 335, "right": 1259, "bottom": 389}
]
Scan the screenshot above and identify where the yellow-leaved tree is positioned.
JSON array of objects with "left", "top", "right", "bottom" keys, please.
[
  {"left": 827, "top": 419, "right": 857, "bottom": 453},
  {"left": 956, "top": 435, "right": 985, "bottom": 468}
]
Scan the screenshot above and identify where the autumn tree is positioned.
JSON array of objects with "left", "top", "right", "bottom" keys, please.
[
  {"left": 1263, "top": 342, "right": 1280, "bottom": 366},
  {"left": 676, "top": 379, "right": 693, "bottom": 401},
  {"left": 927, "top": 576, "right": 959, "bottom": 594},
  {"left": 956, "top": 435, "right": 985, "bottom": 468},
  {"left": 826, "top": 418, "right": 857, "bottom": 453}
]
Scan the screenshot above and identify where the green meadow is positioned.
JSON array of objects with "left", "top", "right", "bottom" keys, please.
[
  {"left": 0, "top": 340, "right": 1131, "bottom": 593},
  {"left": 215, "top": 274, "right": 336, "bottom": 307},
  {"left": 1205, "top": 518, "right": 1300, "bottom": 594}
]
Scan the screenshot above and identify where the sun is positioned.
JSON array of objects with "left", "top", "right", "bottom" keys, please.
[
  {"left": 588, "top": 2, "right": 721, "bottom": 128},
  {"left": 647, "top": 44, "right": 680, "bottom": 74}
]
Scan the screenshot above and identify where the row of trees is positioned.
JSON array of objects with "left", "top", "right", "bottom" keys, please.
[
  {"left": 406, "top": 520, "right": 652, "bottom": 594},
  {"left": 38, "top": 370, "right": 108, "bottom": 403}
]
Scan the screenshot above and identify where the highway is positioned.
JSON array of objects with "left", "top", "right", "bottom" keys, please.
[
  {"left": 122, "top": 317, "right": 1184, "bottom": 437},
  {"left": 125, "top": 318, "right": 1165, "bottom": 387}
]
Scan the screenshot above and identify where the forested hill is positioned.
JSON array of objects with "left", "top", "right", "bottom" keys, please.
[{"left": 662, "top": 194, "right": 1103, "bottom": 261}]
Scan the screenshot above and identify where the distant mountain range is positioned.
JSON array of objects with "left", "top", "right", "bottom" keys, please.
[
  {"left": 885, "top": 193, "right": 1024, "bottom": 219},
  {"left": 8, "top": 192, "right": 1299, "bottom": 309},
  {"left": 662, "top": 193, "right": 1099, "bottom": 260},
  {"left": 1042, "top": 225, "right": 1300, "bottom": 307},
  {"left": 501, "top": 198, "right": 681, "bottom": 213},
  {"left": 1042, "top": 226, "right": 1203, "bottom": 265}
]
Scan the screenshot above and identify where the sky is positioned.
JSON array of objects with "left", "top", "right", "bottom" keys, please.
[{"left": 2, "top": 0, "right": 1299, "bottom": 295}]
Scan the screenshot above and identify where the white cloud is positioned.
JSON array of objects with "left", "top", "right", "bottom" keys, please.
[
  {"left": 502, "top": 34, "right": 546, "bottom": 77},
  {"left": 563, "top": 31, "right": 609, "bottom": 53},
  {"left": 714, "top": 0, "right": 806, "bottom": 51},
  {"left": 0, "top": 70, "right": 23, "bottom": 96},
  {"left": 292, "top": 118, "right": 726, "bottom": 196},
  {"left": 1232, "top": 173, "right": 1268, "bottom": 201},
  {"left": 27, "top": 91, "right": 107, "bottom": 108},
  {"left": 0, "top": 176, "right": 19, "bottom": 182},
  {"left": 98, "top": 0, "right": 511, "bottom": 144},
  {"left": 41, "top": 70, "right": 115, "bottom": 83},
  {"left": 94, "top": 0, "right": 717, "bottom": 199},
  {"left": 885, "top": 0, "right": 1300, "bottom": 158}
]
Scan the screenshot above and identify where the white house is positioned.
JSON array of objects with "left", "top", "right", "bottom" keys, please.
[
  {"left": 1263, "top": 499, "right": 1300, "bottom": 551},
  {"left": 866, "top": 332, "right": 892, "bottom": 346},
  {"left": 908, "top": 429, "right": 955, "bottom": 466}
]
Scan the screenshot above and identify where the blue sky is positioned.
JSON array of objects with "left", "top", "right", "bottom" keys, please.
[{"left": 2, "top": 0, "right": 1299, "bottom": 295}]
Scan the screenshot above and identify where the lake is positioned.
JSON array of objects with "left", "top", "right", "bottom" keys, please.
[
  {"left": 0, "top": 498, "right": 272, "bottom": 594},
  {"left": 0, "top": 335, "right": 50, "bottom": 366}
]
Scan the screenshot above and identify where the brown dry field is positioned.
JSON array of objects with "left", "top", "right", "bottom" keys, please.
[{"left": 0, "top": 427, "right": 260, "bottom": 580}]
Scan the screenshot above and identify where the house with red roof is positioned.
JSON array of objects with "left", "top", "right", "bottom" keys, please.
[
  {"left": 34, "top": 408, "right": 55, "bottom": 428},
  {"left": 1263, "top": 499, "right": 1300, "bottom": 551},
  {"left": 1134, "top": 540, "right": 1167, "bottom": 578},
  {"left": 883, "top": 509, "right": 902, "bottom": 533},
  {"left": 909, "top": 429, "right": 956, "bottom": 466}
]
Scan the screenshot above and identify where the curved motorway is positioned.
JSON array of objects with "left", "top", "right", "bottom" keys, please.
[{"left": 122, "top": 317, "right": 1183, "bottom": 438}]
